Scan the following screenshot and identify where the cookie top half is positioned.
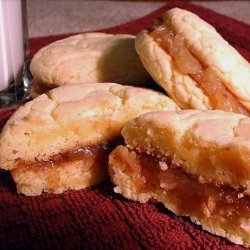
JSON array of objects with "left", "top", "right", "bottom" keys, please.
[
  {"left": 30, "top": 33, "right": 152, "bottom": 96},
  {"left": 0, "top": 83, "right": 179, "bottom": 170},
  {"left": 135, "top": 8, "right": 250, "bottom": 114},
  {"left": 122, "top": 109, "right": 250, "bottom": 191}
]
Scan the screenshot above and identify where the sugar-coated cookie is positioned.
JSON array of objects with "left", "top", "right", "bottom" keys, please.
[
  {"left": 109, "top": 110, "right": 250, "bottom": 247},
  {"left": 0, "top": 83, "right": 179, "bottom": 195},
  {"left": 30, "top": 33, "right": 152, "bottom": 97},
  {"left": 135, "top": 8, "right": 250, "bottom": 115}
]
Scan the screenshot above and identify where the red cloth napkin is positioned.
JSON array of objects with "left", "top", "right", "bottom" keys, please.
[{"left": 0, "top": 2, "right": 249, "bottom": 249}]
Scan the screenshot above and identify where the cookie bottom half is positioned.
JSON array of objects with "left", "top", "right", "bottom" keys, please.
[
  {"left": 11, "top": 145, "right": 110, "bottom": 196},
  {"left": 109, "top": 145, "right": 250, "bottom": 247}
]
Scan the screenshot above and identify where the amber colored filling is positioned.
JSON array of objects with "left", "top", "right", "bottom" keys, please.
[
  {"left": 15, "top": 144, "right": 112, "bottom": 172},
  {"left": 150, "top": 24, "right": 249, "bottom": 115},
  {"left": 113, "top": 146, "right": 250, "bottom": 236}
]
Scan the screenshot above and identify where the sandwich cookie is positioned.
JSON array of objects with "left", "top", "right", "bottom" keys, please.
[
  {"left": 30, "top": 32, "right": 152, "bottom": 97},
  {"left": 135, "top": 8, "right": 250, "bottom": 114},
  {"left": 109, "top": 110, "right": 250, "bottom": 247},
  {"left": 0, "top": 83, "right": 178, "bottom": 196}
]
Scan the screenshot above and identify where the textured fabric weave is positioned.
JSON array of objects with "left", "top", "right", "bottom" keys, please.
[{"left": 0, "top": 2, "right": 249, "bottom": 249}]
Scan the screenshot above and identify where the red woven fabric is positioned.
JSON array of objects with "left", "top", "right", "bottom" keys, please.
[{"left": 0, "top": 2, "right": 249, "bottom": 249}]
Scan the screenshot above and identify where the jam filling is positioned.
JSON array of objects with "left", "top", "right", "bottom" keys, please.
[
  {"left": 149, "top": 22, "right": 249, "bottom": 115},
  {"left": 15, "top": 143, "right": 116, "bottom": 172},
  {"left": 113, "top": 146, "right": 250, "bottom": 228}
]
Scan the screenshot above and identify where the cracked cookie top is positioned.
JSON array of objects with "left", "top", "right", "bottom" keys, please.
[
  {"left": 0, "top": 83, "right": 179, "bottom": 170},
  {"left": 30, "top": 33, "right": 152, "bottom": 97}
]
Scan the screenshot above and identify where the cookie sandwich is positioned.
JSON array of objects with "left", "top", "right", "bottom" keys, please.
[
  {"left": 109, "top": 110, "right": 250, "bottom": 247},
  {"left": 135, "top": 8, "right": 250, "bottom": 114},
  {"left": 30, "top": 33, "right": 152, "bottom": 97},
  {"left": 0, "top": 83, "right": 178, "bottom": 196}
]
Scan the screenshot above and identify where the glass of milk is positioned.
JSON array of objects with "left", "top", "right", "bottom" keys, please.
[{"left": 0, "top": 0, "right": 30, "bottom": 108}]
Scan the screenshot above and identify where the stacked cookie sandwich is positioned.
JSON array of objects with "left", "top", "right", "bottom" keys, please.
[
  {"left": 135, "top": 8, "right": 250, "bottom": 114},
  {"left": 0, "top": 83, "right": 178, "bottom": 196},
  {"left": 109, "top": 110, "right": 250, "bottom": 247}
]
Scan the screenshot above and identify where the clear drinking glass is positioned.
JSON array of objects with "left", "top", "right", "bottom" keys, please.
[{"left": 0, "top": 0, "right": 30, "bottom": 108}]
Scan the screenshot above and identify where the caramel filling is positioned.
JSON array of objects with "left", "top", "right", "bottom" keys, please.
[
  {"left": 112, "top": 146, "right": 250, "bottom": 238},
  {"left": 15, "top": 144, "right": 112, "bottom": 172},
  {"left": 150, "top": 23, "right": 249, "bottom": 115}
]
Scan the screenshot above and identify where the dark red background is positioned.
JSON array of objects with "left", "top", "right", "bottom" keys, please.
[{"left": 0, "top": 2, "right": 249, "bottom": 249}]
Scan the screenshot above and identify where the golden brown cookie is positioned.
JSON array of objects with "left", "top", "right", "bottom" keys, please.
[
  {"left": 0, "top": 83, "right": 179, "bottom": 195},
  {"left": 109, "top": 110, "right": 250, "bottom": 247},
  {"left": 30, "top": 33, "right": 152, "bottom": 97},
  {"left": 135, "top": 8, "right": 250, "bottom": 115}
]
